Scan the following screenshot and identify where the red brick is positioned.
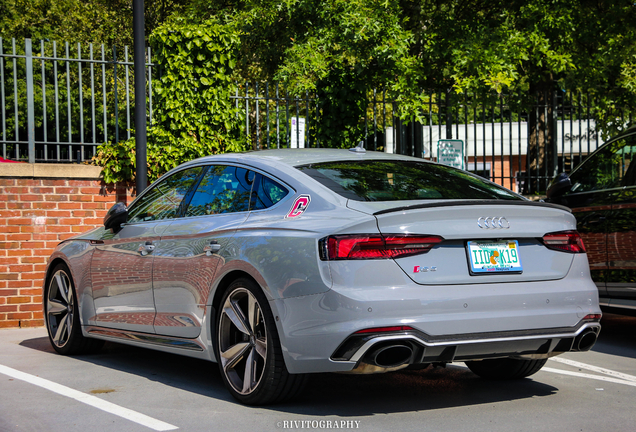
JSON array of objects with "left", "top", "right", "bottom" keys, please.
[
  {"left": 0, "top": 320, "right": 21, "bottom": 328},
  {"left": 7, "top": 234, "right": 31, "bottom": 241},
  {"left": 10, "top": 264, "right": 34, "bottom": 273},
  {"left": 0, "top": 258, "right": 19, "bottom": 265},
  {"left": 80, "top": 187, "right": 102, "bottom": 194},
  {"left": 8, "top": 312, "right": 32, "bottom": 320},
  {"left": 45, "top": 195, "right": 68, "bottom": 202},
  {"left": 20, "top": 289, "right": 42, "bottom": 296},
  {"left": 57, "top": 202, "right": 77, "bottom": 209},
  {"left": 48, "top": 225, "right": 70, "bottom": 233},
  {"left": 0, "top": 242, "right": 20, "bottom": 249},
  {"left": 7, "top": 280, "right": 35, "bottom": 288},
  {"left": 42, "top": 179, "right": 67, "bottom": 186},
  {"left": 69, "top": 195, "right": 93, "bottom": 202},
  {"left": 7, "top": 296, "right": 30, "bottom": 304},
  {"left": 46, "top": 210, "right": 72, "bottom": 218},
  {"left": 0, "top": 179, "right": 15, "bottom": 186},
  {"left": 59, "top": 218, "right": 82, "bottom": 225},
  {"left": 31, "top": 187, "right": 54, "bottom": 194},
  {"left": 0, "top": 273, "right": 19, "bottom": 281},
  {"left": 7, "top": 218, "right": 32, "bottom": 225},
  {"left": 32, "top": 234, "right": 58, "bottom": 241},
  {"left": 22, "top": 210, "right": 46, "bottom": 217},
  {"left": 82, "top": 202, "right": 107, "bottom": 210},
  {"left": 20, "top": 194, "right": 44, "bottom": 202},
  {"left": 0, "top": 211, "right": 21, "bottom": 218},
  {"left": 0, "top": 289, "right": 18, "bottom": 296},
  {"left": 32, "top": 202, "right": 57, "bottom": 209},
  {"left": 55, "top": 187, "right": 79, "bottom": 194},
  {"left": 7, "top": 202, "right": 32, "bottom": 209},
  {"left": 5, "top": 187, "right": 30, "bottom": 194},
  {"left": 16, "top": 179, "right": 42, "bottom": 187}
]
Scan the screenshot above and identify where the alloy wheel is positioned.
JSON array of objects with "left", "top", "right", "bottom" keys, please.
[
  {"left": 46, "top": 269, "right": 75, "bottom": 349},
  {"left": 218, "top": 287, "right": 268, "bottom": 395}
]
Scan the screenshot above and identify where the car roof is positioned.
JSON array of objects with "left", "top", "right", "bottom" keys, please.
[{"left": 188, "top": 148, "right": 423, "bottom": 169}]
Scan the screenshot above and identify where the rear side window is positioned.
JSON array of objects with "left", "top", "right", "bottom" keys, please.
[
  {"left": 296, "top": 160, "right": 520, "bottom": 201},
  {"left": 250, "top": 173, "right": 289, "bottom": 210}
]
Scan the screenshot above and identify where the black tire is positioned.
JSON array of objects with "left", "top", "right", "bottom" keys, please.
[
  {"left": 44, "top": 263, "right": 103, "bottom": 355},
  {"left": 465, "top": 357, "right": 547, "bottom": 380},
  {"left": 215, "top": 278, "right": 307, "bottom": 405}
]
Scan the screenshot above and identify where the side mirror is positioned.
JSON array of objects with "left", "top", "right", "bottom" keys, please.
[
  {"left": 546, "top": 173, "right": 572, "bottom": 200},
  {"left": 104, "top": 202, "right": 128, "bottom": 231}
]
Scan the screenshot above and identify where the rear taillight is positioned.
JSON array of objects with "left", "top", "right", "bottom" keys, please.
[
  {"left": 320, "top": 234, "right": 443, "bottom": 260},
  {"left": 542, "top": 230, "right": 586, "bottom": 253}
]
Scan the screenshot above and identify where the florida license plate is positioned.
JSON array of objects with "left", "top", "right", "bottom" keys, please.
[{"left": 467, "top": 240, "right": 523, "bottom": 274}]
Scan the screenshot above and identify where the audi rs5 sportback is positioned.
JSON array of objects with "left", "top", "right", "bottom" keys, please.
[{"left": 44, "top": 148, "right": 601, "bottom": 404}]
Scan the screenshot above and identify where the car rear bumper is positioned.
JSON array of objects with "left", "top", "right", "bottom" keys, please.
[{"left": 270, "top": 255, "right": 601, "bottom": 374}]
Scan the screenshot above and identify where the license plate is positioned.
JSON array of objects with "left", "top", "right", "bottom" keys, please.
[{"left": 467, "top": 240, "right": 523, "bottom": 274}]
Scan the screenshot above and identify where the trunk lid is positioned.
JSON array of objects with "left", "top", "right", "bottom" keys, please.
[{"left": 354, "top": 200, "right": 577, "bottom": 285}]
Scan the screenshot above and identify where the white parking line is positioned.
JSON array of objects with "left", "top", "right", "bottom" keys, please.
[
  {"left": 548, "top": 357, "right": 636, "bottom": 383},
  {"left": 542, "top": 367, "right": 636, "bottom": 388},
  {"left": 0, "top": 364, "right": 178, "bottom": 431}
]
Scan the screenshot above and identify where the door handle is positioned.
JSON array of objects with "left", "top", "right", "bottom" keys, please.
[
  {"left": 204, "top": 241, "right": 221, "bottom": 256},
  {"left": 138, "top": 241, "right": 155, "bottom": 256}
]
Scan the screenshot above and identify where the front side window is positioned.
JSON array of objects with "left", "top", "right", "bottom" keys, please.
[
  {"left": 569, "top": 135, "right": 636, "bottom": 193},
  {"left": 127, "top": 166, "right": 203, "bottom": 223},
  {"left": 296, "top": 160, "right": 521, "bottom": 201},
  {"left": 185, "top": 165, "right": 253, "bottom": 216}
]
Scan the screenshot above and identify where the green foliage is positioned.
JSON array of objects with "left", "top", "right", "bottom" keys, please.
[{"left": 95, "top": 19, "right": 247, "bottom": 184}]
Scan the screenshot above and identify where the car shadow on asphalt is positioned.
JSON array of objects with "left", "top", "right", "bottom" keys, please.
[
  {"left": 20, "top": 336, "right": 558, "bottom": 415},
  {"left": 592, "top": 313, "right": 636, "bottom": 360}
]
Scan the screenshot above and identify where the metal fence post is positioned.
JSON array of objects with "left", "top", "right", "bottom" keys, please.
[{"left": 25, "top": 39, "right": 35, "bottom": 163}]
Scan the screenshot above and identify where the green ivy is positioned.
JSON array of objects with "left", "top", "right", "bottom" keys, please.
[{"left": 94, "top": 18, "right": 247, "bottom": 184}]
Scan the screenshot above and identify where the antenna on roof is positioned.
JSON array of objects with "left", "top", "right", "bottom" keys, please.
[{"left": 349, "top": 141, "right": 366, "bottom": 153}]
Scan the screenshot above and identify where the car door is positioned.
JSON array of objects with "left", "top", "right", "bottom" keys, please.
[
  {"left": 151, "top": 164, "right": 254, "bottom": 338},
  {"left": 90, "top": 166, "right": 203, "bottom": 333},
  {"left": 606, "top": 136, "right": 636, "bottom": 306}
]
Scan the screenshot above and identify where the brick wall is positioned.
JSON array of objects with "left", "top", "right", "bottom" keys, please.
[{"left": 0, "top": 163, "right": 134, "bottom": 329}]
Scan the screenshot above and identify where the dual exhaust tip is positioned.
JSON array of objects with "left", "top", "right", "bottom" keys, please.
[{"left": 364, "top": 328, "right": 599, "bottom": 368}]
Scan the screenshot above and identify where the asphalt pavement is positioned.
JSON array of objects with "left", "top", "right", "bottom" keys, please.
[{"left": 1, "top": 313, "right": 635, "bottom": 432}]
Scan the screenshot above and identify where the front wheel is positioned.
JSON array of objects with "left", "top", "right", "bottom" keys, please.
[
  {"left": 215, "top": 278, "right": 307, "bottom": 405},
  {"left": 465, "top": 358, "right": 547, "bottom": 379},
  {"left": 44, "top": 263, "right": 103, "bottom": 355}
]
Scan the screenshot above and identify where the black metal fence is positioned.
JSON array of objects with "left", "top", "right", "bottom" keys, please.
[
  {"left": 3, "top": 37, "right": 634, "bottom": 194},
  {"left": 235, "top": 85, "right": 632, "bottom": 194},
  {"left": 0, "top": 37, "right": 154, "bottom": 163}
]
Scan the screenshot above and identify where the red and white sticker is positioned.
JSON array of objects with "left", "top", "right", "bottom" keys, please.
[{"left": 286, "top": 194, "right": 311, "bottom": 218}]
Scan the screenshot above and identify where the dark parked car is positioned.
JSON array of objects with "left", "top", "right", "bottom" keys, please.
[{"left": 547, "top": 124, "right": 636, "bottom": 316}]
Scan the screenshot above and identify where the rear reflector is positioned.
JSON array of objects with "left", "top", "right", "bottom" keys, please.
[
  {"left": 542, "top": 230, "right": 586, "bottom": 253},
  {"left": 321, "top": 234, "right": 444, "bottom": 260},
  {"left": 354, "top": 326, "right": 415, "bottom": 334},
  {"left": 583, "top": 314, "right": 602, "bottom": 321}
]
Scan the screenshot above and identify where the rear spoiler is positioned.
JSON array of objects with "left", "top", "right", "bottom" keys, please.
[{"left": 373, "top": 200, "right": 571, "bottom": 216}]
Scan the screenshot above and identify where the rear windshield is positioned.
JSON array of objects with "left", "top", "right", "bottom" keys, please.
[{"left": 296, "top": 160, "right": 521, "bottom": 201}]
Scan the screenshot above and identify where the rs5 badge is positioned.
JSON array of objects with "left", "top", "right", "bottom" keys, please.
[{"left": 286, "top": 195, "right": 311, "bottom": 218}]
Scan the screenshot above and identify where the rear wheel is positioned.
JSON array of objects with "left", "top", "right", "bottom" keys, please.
[
  {"left": 215, "top": 278, "right": 307, "bottom": 405},
  {"left": 44, "top": 263, "right": 103, "bottom": 355},
  {"left": 465, "top": 358, "right": 547, "bottom": 379}
]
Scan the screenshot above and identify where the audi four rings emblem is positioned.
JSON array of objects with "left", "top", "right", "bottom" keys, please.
[{"left": 477, "top": 217, "right": 510, "bottom": 229}]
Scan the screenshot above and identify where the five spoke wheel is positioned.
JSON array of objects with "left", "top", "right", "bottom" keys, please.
[
  {"left": 46, "top": 269, "right": 75, "bottom": 350},
  {"left": 218, "top": 287, "right": 268, "bottom": 395}
]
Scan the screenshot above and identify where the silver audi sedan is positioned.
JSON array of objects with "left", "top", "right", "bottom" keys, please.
[{"left": 43, "top": 148, "right": 601, "bottom": 404}]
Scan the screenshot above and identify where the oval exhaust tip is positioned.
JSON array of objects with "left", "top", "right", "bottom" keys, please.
[{"left": 372, "top": 345, "right": 413, "bottom": 368}]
